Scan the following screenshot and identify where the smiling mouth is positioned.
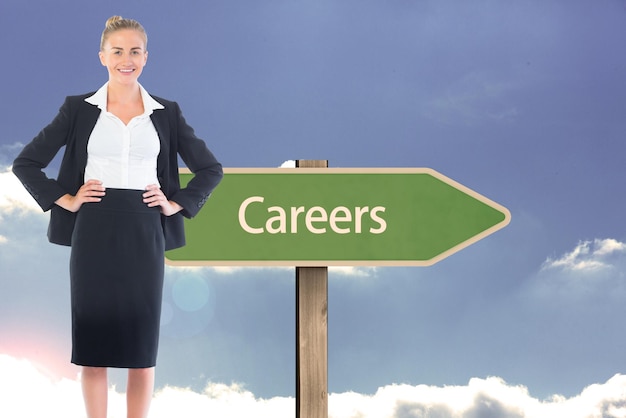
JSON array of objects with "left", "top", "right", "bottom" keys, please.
[{"left": 119, "top": 69, "right": 135, "bottom": 73}]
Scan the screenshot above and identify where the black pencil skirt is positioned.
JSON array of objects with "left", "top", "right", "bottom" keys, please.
[{"left": 69, "top": 189, "right": 165, "bottom": 368}]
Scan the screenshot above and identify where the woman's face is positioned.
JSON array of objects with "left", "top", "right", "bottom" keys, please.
[{"left": 99, "top": 29, "right": 148, "bottom": 86}]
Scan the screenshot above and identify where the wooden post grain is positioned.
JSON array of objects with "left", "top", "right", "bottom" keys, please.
[{"left": 296, "top": 159, "right": 329, "bottom": 418}]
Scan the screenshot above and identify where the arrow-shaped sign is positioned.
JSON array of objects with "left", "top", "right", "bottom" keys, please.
[{"left": 165, "top": 168, "right": 510, "bottom": 266}]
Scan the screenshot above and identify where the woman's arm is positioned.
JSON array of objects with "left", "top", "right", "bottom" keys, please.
[
  {"left": 12, "top": 97, "right": 75, "bottom": 211},
  {"left": 166, "top": 101, "right": 223, "bottom": 218}
]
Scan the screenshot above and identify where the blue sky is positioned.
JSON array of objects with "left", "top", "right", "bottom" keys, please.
[{"left": 2, "top": 0, "right": 626, "bottom": 416}]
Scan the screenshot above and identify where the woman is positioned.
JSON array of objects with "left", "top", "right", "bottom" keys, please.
[{"left": 12, "top": 16, "right": 223, "bottom": 418}]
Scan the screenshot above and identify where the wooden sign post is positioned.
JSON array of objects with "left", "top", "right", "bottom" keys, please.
[{"left": 295, "top": 160, "right": 329, "bottom": 418}]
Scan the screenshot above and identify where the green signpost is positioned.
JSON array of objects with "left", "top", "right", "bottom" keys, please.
[
  {"left": 165, "top": 164, "right": 511, "bottom": 418},
  {"left": 165, "top": 167, "right": 511, "bottom": 266}
]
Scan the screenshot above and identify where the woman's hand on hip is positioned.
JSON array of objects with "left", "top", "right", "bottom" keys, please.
[
  {"left": 143, "top": 184, "right": 183, "bottom": 216},
  {"left": 55, "top": 179, "right": 105, "bottom": 213}
]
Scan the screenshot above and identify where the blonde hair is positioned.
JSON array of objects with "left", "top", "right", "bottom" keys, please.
[{"left": 100, "top": 16, "right": 148, "bottom": 51}]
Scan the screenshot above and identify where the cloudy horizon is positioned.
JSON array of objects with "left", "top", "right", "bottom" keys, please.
[{"left": 3, "top": 353, "right": 626, "bottom": 418}]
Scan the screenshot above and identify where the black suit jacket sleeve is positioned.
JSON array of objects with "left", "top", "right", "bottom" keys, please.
[
  {"left": 154, "top": 99, "right": 223, "bottom": 219},
  {"left": 12, "top": 97, "right": 76, "bottom": 211}
]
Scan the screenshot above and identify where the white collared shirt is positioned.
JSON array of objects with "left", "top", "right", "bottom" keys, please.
[{"left": 84, "top": 83, "right": 164, "bottom": 190}]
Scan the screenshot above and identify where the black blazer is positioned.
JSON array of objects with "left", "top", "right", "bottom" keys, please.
[{"left": 12, "top": 92, "right": 223, "bottom": 250}]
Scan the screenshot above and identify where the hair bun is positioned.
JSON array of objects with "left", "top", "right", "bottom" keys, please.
[{"left": 105, "top": 16, "right": 123, "bottom": 29}]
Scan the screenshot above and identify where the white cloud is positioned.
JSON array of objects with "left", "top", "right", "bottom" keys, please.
[
  {"left": 0, "top": 143, "right": 25, "bottom": 166},
  {"left": 3, "top": 354, "right": 626, "bottom": 418},
  {"left": 209, "top": 266, "right": 292, "bottom": 275},
  {"left": 168, "top": 264, "right": 376, "bottom": 278},
  {"left": 329, "top": 266, "right": 377, "bottom": 277},
  {"left": 593, "top": 238, "right": 626, "bottom": 257},
  {"left": 0, "top": 166, "right": 40, "bottom": 214},
  {"left": 0, "top": 355, "right": 85, "bottom": 418},
  {"left": 164, "top": 265, "right": 294, "bottom": 277},
  {"left": 0, "top": 354, "right": 291, "bottom": 418},
  {"left": 152, "top": 384, "right": 293, "bottom": 418},
  {"left": 542, "top": 239, "right": 626, "bottom": 272}
]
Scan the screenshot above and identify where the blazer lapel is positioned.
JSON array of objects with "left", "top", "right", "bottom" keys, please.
[
  {"left": 74, "top": 102, "right": 101, "bottom": 174},
  {"left": 150, "top": 109, "right": 170, "bottom": 179}
]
